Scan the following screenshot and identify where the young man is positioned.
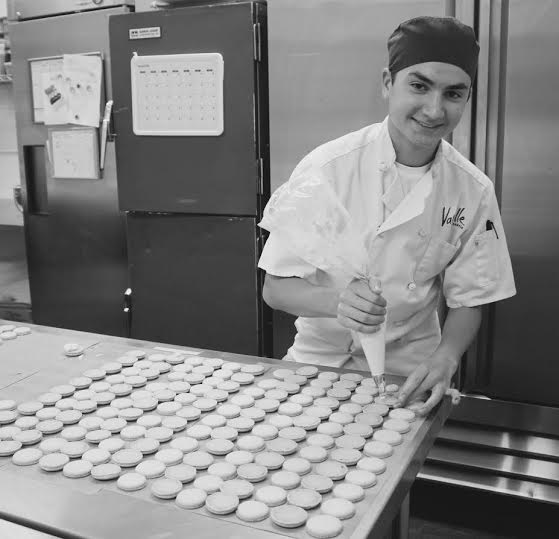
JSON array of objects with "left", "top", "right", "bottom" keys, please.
[{"left": 259, "top": 16, "right": 516, "bottom": 415}]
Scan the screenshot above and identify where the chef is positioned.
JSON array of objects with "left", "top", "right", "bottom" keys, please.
[{"left": 258, "top": 16, "right": 516, "bottom": 415}]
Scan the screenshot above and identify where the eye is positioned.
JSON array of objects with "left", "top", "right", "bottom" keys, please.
[
  {"left": 446, "top": 90, "right": 466, "bottom": 100},
  {"left": 410, "top": 82, "right": 427, "bottom": 92}
]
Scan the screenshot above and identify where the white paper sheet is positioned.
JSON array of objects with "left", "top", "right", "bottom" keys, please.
[
  {"left": 30, "top": 57, "right": 64, "bottom": 123},
  {"left": 41, "top": 71, "right": 71, "bottom": 125},
  {"left": 63, "top": 54, "right": 103, "bottom": 127},
  {"left": 49, "top": 127, "right": 99, "bottom": 179}
]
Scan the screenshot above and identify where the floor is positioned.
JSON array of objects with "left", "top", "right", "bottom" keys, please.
[
  {"left": 409, "top": 481, "right": 557, "bottom": 539},
  {"left": 0, "top": 256, "right": 29, "bottom": 304}
]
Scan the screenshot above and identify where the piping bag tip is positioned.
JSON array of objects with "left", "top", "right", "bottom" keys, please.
[{"left": 372, "top": 373, "right": 386, "bottom": 394}]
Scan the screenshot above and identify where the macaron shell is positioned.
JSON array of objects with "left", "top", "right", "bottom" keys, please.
[
  {"left": 270, "top": 504, "right": 308, "bottom": 528},
  {"left": 117, "top": 472, "right": 147, "bottom": 491},
  {"left": 236, "top": 500, "right": 269, "bottom": 522},
  {"left": 205, "top": 492, "right": 239, "bottom": 515},
  {"left": 176, "top": 488, "right": 207, "bottom": 509},
  {"left": 306, "top": 514, "right": 343, "bottom": 538}
]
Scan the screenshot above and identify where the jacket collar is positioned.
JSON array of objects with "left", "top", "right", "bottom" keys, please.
[
  {"left": 373, "top": 117, "right": 445, "bottom": 235},
  {"left": 376, "top": 116, "right": 446, "bottom": 174}
]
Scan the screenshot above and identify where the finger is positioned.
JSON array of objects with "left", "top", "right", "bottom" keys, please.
[
  {"left": 371, "top": 291, "right": 387, "bottom": 308},
  {"left": 446, "top": 388, "right": 462, "bottom": 405},
  {"left": 338, "top": 304, "right": 385, "bottom": 326},
  {"left": 337, "top": 313, "right": 382, "bottom": 334},
  {"left": 406, "top": 377, "right": 435, "bottom": 404},
  {"left": 349, "top": 281, "right": 387, "bottom": 307},
  {"left": 370, "top": 280, "right": 387, "bottom": 307},
  {"left": 407, "top": 393, "right": 430, "bottom": 408},
  {"left": 396, "top": 365, "right": 429, "bottom": 406},
  {"left": 416, "top": 383, "right": 447, "bottom": 416},
  {"left": 408, "top": 369, "right": 452, "bottom": 404},
  {"left": 340, "top": 290, "right": 386, "bottom": 316}
]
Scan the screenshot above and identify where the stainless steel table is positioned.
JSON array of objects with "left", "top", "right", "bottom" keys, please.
[{"left": 0, "top": 321, "right": 451, "bottom": 539}]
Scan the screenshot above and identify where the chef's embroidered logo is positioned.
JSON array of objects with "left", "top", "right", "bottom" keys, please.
[{"left": 441, "top": 207, "right": 466, "bottom": 229}]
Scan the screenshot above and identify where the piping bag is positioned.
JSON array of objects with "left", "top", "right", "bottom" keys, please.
[{"left": 352, "top": 279, "right": 386, "bottom": 394}]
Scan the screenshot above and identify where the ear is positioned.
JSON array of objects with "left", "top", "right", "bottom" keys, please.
[{"left": 381, "top": 67, "right": 392, "bottom": 98}]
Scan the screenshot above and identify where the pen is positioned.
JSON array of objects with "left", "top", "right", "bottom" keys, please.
[{"left": 485, "top": 219, "right": 499, "bottom": 239}]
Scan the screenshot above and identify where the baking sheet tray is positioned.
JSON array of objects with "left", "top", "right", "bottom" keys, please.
[{"left": 0, "top": 322, "right": 449, "bottom": 539}]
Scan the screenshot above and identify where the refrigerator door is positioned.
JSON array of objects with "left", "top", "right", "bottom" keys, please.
[
  {"left": 9, "top": 7, "right": 130, "bottom": 336},
  {"left": 109, "top": 2, "right": 267, "bottom": 216},
  {"left": 127, "top": 214, "right": 263, "bottom": 355},
  {"left": 482, "top": 0, "right": 559, "bottom": 406}
]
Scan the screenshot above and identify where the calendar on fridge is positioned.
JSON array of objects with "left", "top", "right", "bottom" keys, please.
[{"left": 130, "top": 52, "right": 224, "bottom": 136}]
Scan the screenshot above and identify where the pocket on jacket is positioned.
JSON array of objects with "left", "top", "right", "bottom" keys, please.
[
  {"left": 473, "top": 230, "right": 500, "bottom": 286},
  {"left": 414, "top": 235, "right": 459, "bottom": 283}
]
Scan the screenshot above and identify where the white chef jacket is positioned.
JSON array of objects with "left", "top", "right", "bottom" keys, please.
[{"left": 259, "top": 118, "right": 516, "bottom": 376}]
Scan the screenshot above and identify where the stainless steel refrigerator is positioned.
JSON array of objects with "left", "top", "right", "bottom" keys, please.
[
  {"left": 8, "top": 0, "right": 131, "bottom": 336},
  {"left": 268, "top": 0, "right": 559, "bottom": 505},
  {"left": 109, "top": 1, "right": 271, "bottom": 355},
  {"left": 423, "top": 0, "right": 559, "bottom": 505}
]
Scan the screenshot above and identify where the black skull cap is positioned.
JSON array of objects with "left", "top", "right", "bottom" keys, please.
[{"left": 388, "top": 16, "right": 479, "bottom": 81}]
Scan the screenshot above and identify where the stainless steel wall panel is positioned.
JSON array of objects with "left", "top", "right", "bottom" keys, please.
[
  {"left": 267, "top": 0, "right": 448, "bottom": 193},
  {"left": 267, "top": 0, "right": 457, "bottom": 357}
]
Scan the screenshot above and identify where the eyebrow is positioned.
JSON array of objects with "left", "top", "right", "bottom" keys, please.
[{"left": 407, "top": 71, "right": 470, "bottom": 91}]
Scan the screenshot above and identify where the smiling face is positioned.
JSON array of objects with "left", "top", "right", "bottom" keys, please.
[{"left": 382, "top": 62, "right": 471, "bottom": 165}]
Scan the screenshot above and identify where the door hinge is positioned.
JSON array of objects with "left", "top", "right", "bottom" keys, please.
[
  {"left": 253, "top": 23, "right": 261, "bottom": 62},
  {"left": 257, "top": 157, "right": 264, "bottom": 195}
]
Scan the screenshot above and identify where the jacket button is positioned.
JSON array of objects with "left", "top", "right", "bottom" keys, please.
[
  {"left": 407, "top": 282, "right": 417, "bottom": 291},
  {"left": 378, "top": 161, "right": 388, "bottom": 171},
  {"left": 418, "top": 228, "right": 427, "bottom": 238}
]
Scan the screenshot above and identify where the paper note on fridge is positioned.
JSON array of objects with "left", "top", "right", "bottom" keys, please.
[
  {"left": 41, "top": 71, "right": 71, "bottom": 125},
  {"left": 63, "top": 54, "right": 103, "bottom": 127},
  {"left": 50, "top": 127, "right": 99, "bottom": 179}
]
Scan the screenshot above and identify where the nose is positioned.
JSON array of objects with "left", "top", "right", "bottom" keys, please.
[{"left": 422, "top": 92, "right": 445, "bottom": 122}]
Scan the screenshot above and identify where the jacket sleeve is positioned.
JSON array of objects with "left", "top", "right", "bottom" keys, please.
[
  {"left": 258, "top": 232, "right": 317, "bottom": 279},
  {"left": 443, "top": 182, "right": 516, "bottom": 308}
]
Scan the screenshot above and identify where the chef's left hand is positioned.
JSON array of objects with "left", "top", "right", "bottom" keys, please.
[{"left": 395, "top": 351, "right": 459, "bottom": 416}]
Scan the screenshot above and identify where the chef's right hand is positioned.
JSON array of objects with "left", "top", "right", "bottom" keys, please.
[{"left": 336, "top": 279, "right": 387, "bottom": 333}]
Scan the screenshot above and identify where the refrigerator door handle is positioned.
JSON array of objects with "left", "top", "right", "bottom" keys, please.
[
  {"left": 13, "top": 185, "right": 24, "bottom": 213},
  {"left": 123, "top": 287, "right": 132, "bottom": 337},
  {"left": 100, "top": 100, "right": 114, "bottom": 171}
]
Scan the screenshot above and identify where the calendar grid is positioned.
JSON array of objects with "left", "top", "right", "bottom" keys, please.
[{"left": 131, "top": 53, "right": 224, "bottom": 136}]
